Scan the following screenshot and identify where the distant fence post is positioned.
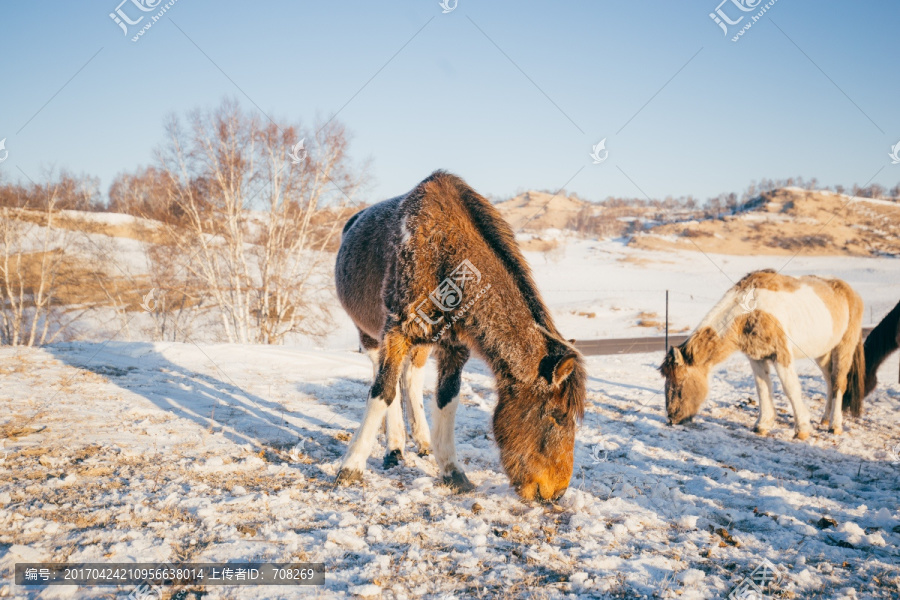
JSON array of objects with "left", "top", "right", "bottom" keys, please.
[{"left": 665, "top": 289, "right": 669, "bottom": 352}]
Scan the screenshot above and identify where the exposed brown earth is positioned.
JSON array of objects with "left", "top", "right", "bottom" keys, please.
[
  {"left": 7, "top": 209, "right": 163, "bottom": 243},
  {"left": 494, "top": 191, "right": 587, "bottom": 230},
  {"left": 631, "top": 189, "right": 900, "bottom": 257}
]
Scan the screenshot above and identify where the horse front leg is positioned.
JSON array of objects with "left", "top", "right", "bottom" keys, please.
[
  {"left": 773, "top": 360, "right": 812, "bottom": 440},
  {"left": 336, "top": 330, "right": 411, "bottom": 484},
  {"left": 432, "top": 343, "right": 474, "bottom": 493},
  {"left": 749, "top": 359, "right": 776, "bottom": 435}
]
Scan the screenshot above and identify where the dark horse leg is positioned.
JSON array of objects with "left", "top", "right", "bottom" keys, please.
[
  {"left": 336, "top": 329, "right": 411, "bottom": 484},
  {"left": 431, "top": 343, "right": 475, "bottom": 493}
]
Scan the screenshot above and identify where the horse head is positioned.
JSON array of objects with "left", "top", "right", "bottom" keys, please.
[
  {"left": 660, "top": 345, "right": 709, "bottom": 425},
  {"left": 493, "top": 342, "right": 585, "bottom": 502}
]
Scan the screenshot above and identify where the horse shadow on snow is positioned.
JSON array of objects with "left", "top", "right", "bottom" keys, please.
[{"left": 45, "top": 343, "right": 899, "bottom": 526}]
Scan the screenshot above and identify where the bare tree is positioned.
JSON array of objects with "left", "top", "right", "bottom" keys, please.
[
  {"left": 0, "top": 174, "right": 98, "bottom": 345},
  {"left": 152, "top": 99, "right": 364, "bottom": 344},
  {"left": 109, "top": 166, "right": 181, "bottom": 222}
]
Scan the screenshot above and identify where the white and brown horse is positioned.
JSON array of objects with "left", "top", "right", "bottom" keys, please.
[
  {"left": 334, "top": 171, "right": 585, "bottom": 501},
  {"left": 661, "top": 270, "right": 865, "bottom": 437}
]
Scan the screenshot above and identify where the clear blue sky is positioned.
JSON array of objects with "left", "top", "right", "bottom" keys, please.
[{"left": 1, "top": 1, "right": 898, "bottom": 204}]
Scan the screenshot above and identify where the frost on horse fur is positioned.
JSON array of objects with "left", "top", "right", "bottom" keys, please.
[
  {"left": 333, "top": 171, "right": 585, "bottom": 501},
  {"left": 660, "top": 270, "right": 865, "bottom": 438}
]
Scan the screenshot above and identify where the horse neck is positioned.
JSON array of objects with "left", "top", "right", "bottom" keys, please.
[
  {"left": 685, "top": 326, "right": 739, "bottom": 370},
  {"left": 688, "top": 293, "right": 744, "bottom": 368},
  {"left": 470, "top": 316, "right": 553, "bottom": 386}
]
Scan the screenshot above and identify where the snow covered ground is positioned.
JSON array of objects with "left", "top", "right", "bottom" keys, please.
[
  {"left": 526, "top": 236, "right": 900, "bottom": 341},
  {"left": 2, "top": 236, "right": 900, "bottom": 598},
  {"left": 1, "top": 338, "right": 898, "bottom": 599}
]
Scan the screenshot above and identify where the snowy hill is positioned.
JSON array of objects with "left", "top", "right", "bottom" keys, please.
[{"left": 633, "top": 188, "right": 900, "bottom": 257}]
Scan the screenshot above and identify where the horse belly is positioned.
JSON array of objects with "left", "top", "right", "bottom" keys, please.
[{"left": 757, "top": 287, "right": 841, "bottom": 360}]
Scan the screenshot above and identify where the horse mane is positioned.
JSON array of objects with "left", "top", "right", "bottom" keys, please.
[
  {"left": 864, "top": 299, "right": 900, "bottom": 387},
  {"left": 415, "top": 170, "right": 558, "bottom": 335},
  {"left": 413, "top": 171, "right": 584, "bottom": 420}
]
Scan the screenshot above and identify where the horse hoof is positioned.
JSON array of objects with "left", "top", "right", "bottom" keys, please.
[
  {"left": 417, "top": 447, "right": 431, "bottom": 457},
  {"left": 754, "top": 427, "right": 770, "bottom": 436},
  {"left": 820, "top": 419, "right": 831, "bottom": 428},
  {"left": 382, "top": 449, "right": 403, "bottom": 469},
  {"left": 441, "top": 470, "right": 475, "bottom": 493},
  {"left": 795, "top": 430, "right": 811, "bottom": 441},
  {"left": 830, "top": 427, "right": 843, "bottom": 435},
  {"left": 335, "top": 468, "right": 364, "bottom": 486}
]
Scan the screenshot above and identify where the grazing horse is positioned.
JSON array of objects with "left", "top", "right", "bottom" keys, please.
[
  {"left": 864, "top": 299, "right": 900, "bottom": 397},
  {"left": 660, "top": 270, "right": 865, "bottom": 437},
  {"left": 334, "top": 171, "right": 585, "bottom": 501}
]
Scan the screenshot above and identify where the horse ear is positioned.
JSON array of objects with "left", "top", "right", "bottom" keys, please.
[
  {"left": 538, "top": 351, "right": 579, "bottom": 387},
  {"left": 551, "top": 353, "right": 577, "bottom": 387},
  {"left": 671, "top": 346, "right": 684, "bottom": 366}
]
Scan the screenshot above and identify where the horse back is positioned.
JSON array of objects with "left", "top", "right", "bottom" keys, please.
[
  {"left": 748, "top": 274, "right": 861, "bottom": 358},
  {"left": 335, "top": 171, "right": 557, "bottom": 361}
]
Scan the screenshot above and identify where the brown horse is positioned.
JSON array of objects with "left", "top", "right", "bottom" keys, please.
[
  {"left": 864, "top": 299, "right": 900, "bottom": 397},
  {"left": 661, "top": 270, "right": 865, "bottom": 437},
  {"left": 333, "top": 171, "right": 585, "bottom": 501}
]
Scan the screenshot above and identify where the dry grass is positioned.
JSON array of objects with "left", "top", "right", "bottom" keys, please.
[
  {"left": 0, "top": 420, "right": 45, "bottom": 440},
  {"left": 634, "top": 188, "right": 900, "bottom": 256},
  {"left": 636, "top": 311, "right": 663, "bottom": 329},
  {"left": 6, "top": 208, "right": 163, "bottom": 243},
  {"left": 0, "top": 249, "right": 147, "bottom": 309},
  {"left": 518, "top": 238, "right": 560, "bottom": 252}
]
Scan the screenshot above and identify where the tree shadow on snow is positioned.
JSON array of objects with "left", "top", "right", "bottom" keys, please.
[{"left": 45, "top": 342, "right": 367, "bottom": 472}]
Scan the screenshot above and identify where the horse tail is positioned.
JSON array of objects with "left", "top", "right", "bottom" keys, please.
[{"left": 843, "top": 337, "right": 866, "bottom": 417}]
